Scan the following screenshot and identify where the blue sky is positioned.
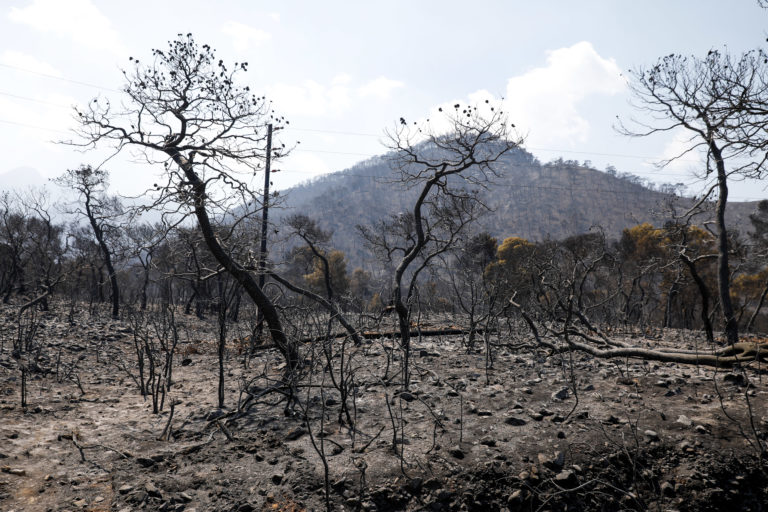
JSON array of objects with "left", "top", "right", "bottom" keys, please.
[{"left": 1, "top": 0, "right": 768, "bottom": 201}]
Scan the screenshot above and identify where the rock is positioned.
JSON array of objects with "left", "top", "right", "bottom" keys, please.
[
  {"left": 695, "top": 424, "right": 709, "bottom": 434},
  {"left": 181, "top": 358, "right": 192, "bottom": 366},
  {"left": 538, "top": 451, "right": 565, "bottom": 470},
  {"left": 271, "top": 473, "right": 284, "bottom": 485},
  {"left": 554, "top": 470, "right": 577, "bottom": 487},
  {"left": 284, "top": 427, "right": 307, "bottom": 441},
  {"left": 507, "top": 489, "right": 523, "bottom": 504},
  {"left": 178, "top": 492, "right": 193, "bottom": 502},
  {"left": 480, "top": 437, "right": 497, "bottom": 447},
  {"left": 136, "top": 457, "right": 156, "bottom": 468},
  {"left": 449, "top": 446, "right": 465, "bottom": 459},
  {"left": 583, "top": 383, "right": 595, "bottom": 391},
  {"left": 551, "top": 387, "right": 569, "bottom": 400},
  {"left": 398, "top": 392, "right": 415, "bottom": 402},
  {"left": 404, "top": 477, "right": 423, "bottom": 494},
  {"left": 644, "top": 430, "right": 659, "bottom": 441},
  {"left": 660, "top": 481, "right": 675, "bottom": 496},
  {"left": 521, "top": 387, "right": 533, "bottom": 395},
  {"left": 237, "top": 504, "right": 255, "bottom": 512},
  {"left": 1, "top": 467, "right": 25, "bottom": 476},
  {"left": 476, "top": 410, "right": 493, "bottom": 417},
  {"left": 118, "top": 484, "right": 133, "bottom": 494},
  {"left": 145, "top": 482, "right": 162, "bottom": 498},
  {"left": 529, "top": 412, "right": 544, "bottom": 421},
  {"left": 505, "top": 416, "right": 527, "bottom": 426},
  {"left": 676, "top": 415, "right": 693, "bottom": 427},
  {"left": 205, "top": 409, "right": 226, "bottom": 421}
]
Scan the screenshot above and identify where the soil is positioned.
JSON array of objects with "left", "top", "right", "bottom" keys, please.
[{"left": 1, "top": 304, "right": 767, "bottom": 511}]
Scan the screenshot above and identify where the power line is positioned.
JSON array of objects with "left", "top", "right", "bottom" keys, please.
[
  {"left": 0, "top": 62, "right": 118, "bottom": 92},
  {"left": 0, "top": 90, "right": 71, "bottom": 108},
  {"left": 0, "top": 118, "right": 69, "bottom": 134},
  {"left": 0, "top": 114, "right": 723, "bottom": 182}
]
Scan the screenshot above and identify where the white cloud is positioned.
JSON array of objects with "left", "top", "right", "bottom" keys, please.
[
  {"left": 221, "top": 21, "right": 271, "bottom": 52},
  {"left": 503, "top": 41, "right": 625, "bottom": 149},
  {"left": 332, "top": 73, "right": 352, "bottom": 85},
  {"left": 266, "top": 74, "right": 404, "bottom": 118},
  {"left": 402, "top": 42, "right": 625, "bottom": 150},
  {"left": 9, "top": 0, "right": 125, "bottom": 55},
  {"left": 0, "top": 50, "right": 61, "bottom": 76},
  {"left": 266, "top": 79, "right": 352, "bottom": 118},
  {"left": 358, "top": 76, "right": 404, "bottom": 100}
]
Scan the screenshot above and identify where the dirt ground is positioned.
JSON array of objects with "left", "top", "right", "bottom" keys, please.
[{"left": 1, "top": 304, "right": 767, "bottom": 511}]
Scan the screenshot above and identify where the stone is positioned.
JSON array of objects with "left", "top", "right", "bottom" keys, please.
[
  {"left": 676, "top": 415, "right": 693, "bottom": 427},
  {"left": 449, "top": 446, "right": 465, "bottom": 459},
  {"left": 284, "top": 427, "right": 307, "bottom": 441},
  {"left": 136, "top": 457, "right": 156, "bottom": 468},
  {"left": 145, "top": 481, "right": 162, "bottom": 498},
  {"left": 644, "top": 430, "right": 659, "bottom": 441},
  {"left": 271, "top": 473, "right": 284, "bottom": 485},
  {"left": 538, "top": 451, "right": 565, "bottom": 470},
  {"left": 551, "top": 387, "right": 569, "bottom": 400},
  {"left": 554, "top": 470, "right": 577, "bottom": 487},
  {"left": 480, "top": 437, "right": 497, "bottom": 447},
  {"left": 118, "top": 484, "right": 133, "bottom": 494},
  {"left": 404, "top": 477, "right": 423, "bottom": 494},
  {"left": 398, "top": 392, "right": 415, "bottom": 402},
  {"left": 505, "top": 417, "right": 526, "bottom": 426}
]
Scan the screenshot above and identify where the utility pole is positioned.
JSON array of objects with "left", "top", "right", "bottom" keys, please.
[{"left": 256, "top": 124, "right": 272, "bottom": 338}]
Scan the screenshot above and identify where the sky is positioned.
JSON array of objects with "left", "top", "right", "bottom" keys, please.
[{"left": 1, "top": 0, "right": 768, "bottom": 202}]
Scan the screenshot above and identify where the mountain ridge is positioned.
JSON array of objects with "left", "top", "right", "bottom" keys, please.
[{"left": 276, "top": 147, "right": 760, "bottom": 267}]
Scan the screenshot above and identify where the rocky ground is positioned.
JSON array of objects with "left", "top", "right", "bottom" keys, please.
[{"left": 1, "top": 303, "right": 767, "bottom": 511}]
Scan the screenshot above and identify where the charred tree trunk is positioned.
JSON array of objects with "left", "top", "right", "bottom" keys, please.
[{"left": 167, "top": 150, "right": 298, "bottom": 371}]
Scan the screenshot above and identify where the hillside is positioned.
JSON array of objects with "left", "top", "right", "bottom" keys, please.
[{"left": 277, "top": 147, "right": 759, "bottom": 266}]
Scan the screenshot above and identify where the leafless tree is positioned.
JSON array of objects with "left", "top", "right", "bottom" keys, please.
[
  {"left": 620, "top": 49, "right": 768, "bottom": 345},
  {"left": 55, "top": 165, "right": 122, "bottom": 319},
  {"left": 72, "top": 34, "right": 298, "bottom": 370},
  {"left": 359, "top": 103, "right": 522, "bottom": 387}
]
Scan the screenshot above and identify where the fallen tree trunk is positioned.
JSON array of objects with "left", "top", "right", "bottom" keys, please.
[
  {"left": 252, "top": 327, "right": 496, "bottom": 349},
  {"left": 509, "top": 298, "right": 767, "bottom": 368}
]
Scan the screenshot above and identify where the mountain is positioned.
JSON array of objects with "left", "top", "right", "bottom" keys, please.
[
  {"left": 276, "top": 147, "right": 760, "bottom": 267},
  {"left": 0, "top": 166, "right": 49, "bottom": 190}
]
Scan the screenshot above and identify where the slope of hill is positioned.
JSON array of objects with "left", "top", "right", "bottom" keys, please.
[{"left": 276, "top": 147, "right": 759, "bottom": 266}]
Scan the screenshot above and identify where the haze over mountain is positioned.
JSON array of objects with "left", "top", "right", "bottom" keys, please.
[{"left": 277, "top": 147, "right": 759, "bottom": 267}]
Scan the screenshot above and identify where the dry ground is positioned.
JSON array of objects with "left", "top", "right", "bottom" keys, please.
[{"left": 1, "top": 304, "right": 767, "bottom": 511}]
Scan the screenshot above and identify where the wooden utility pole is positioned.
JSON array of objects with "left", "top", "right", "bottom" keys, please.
[{"left": 256, "top": 124, "right": 272, "bottom": 337}]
